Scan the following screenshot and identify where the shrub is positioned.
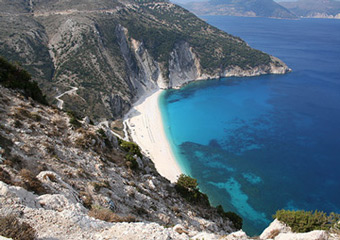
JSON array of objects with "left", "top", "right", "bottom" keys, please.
[
  {"left": 19, "top": 169, "right": 46, "bottom": 195},
  {"left": 125, "top": 153, "right": 139, "bottom": 170},
  {"left": 0, "top": 56, "right": 47, "bottom": 105},
  {"left": 79, "top": 191, "right": 93, "bottom": 209},
  {"left": 216, "top": 205, "right": 243, "bottom": 230},
  {"left": 118, "top": 139, "right": 142, "bottom": 158},
  {"left": 88, "top": 205, "right": 136, "bottom": 223},
  {"left": 175, "top": 174, "right": 210, "bottom": 207},
  {"left": 274, "top": 209, "right": 340, "bottom": 233},
  {"left": 0, "top": 215, "right": 36, "bottom": 240},
  {"left": 0, "top": 167, "right": 13, "bottom": 185},
  {"left": 67, "top": 111, "right": 81, "bottom": 128}
]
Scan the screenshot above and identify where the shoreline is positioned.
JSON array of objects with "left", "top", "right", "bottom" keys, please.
[{"left": 124, "top": 89, "right": 182, "bottom": 182}]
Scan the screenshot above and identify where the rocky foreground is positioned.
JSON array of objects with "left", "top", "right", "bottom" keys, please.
[{"left": 0, "top": 87, "right": 339, "bottom": 240}]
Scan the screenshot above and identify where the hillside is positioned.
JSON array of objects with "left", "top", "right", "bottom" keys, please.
[
  {"left": 0, "top": 0, "right": 290, "bottom": 121},
  {"left": 0, "top": 60, "right": 238, "bottom": 239},
  {"left": 180, "top": 0, "right": 298, "bottom": 19},
  {"left": 280, "top": 0, "right": 340, "bottom": 18}
]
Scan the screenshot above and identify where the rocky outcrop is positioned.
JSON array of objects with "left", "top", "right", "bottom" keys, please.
[
  {"left": 168, "top": 41, "right": 201, "bottom": 88},
  {"left": 259, "top": 218, "right": 330, "bottom": 240}
]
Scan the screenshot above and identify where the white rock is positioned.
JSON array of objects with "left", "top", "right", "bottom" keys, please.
[
  {"left": 275, "top": 230, "right": 328, "bottom": 240},
  {"left": 37, "top": 194, "right": 85, "bottom": 213},
  {"left": 0, "top": 181, "right": 39, "bottom": 209},
  {"left": 225, "top": 230, "right": 249, "bottom": 240},
  {"left": 260, "top": 219, "right": 291, "bottom": 239},
  {"left": 192, "top": 232, "right": 220, "bottom": 240},
  {"left": 0, "top": 236, "right": 12, "bottom": 240}
]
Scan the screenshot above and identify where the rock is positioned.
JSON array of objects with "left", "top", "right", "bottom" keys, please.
[
  {"left": 225, "top": 230, "right": 249, "bottom": 240},
  {"left": 173, "top": 224, "right": 189, "bottom": 235},
  {"left": 37, "top": 171, "right": 80, "bottom": 204},
  {"left": 275, "top": 230, "right": 328, "bottom": 240},
  {"left": 260, "top": 219, "right": 291, "bottom": 239},
  {"left": 37, "top": 194, "right": 85, "bottom": 213},
  {"left": 105, "top": 129, "right": 118, "bottom": 148},
  {"left": 83, "top": 116, "right": 90, "bottom": 125},
  {"left": 0, "top": 236, "right": 12, "bottom": 240},
  {"left": 192, "top": 232, "right": 220, "bottom": 240},
  {"left": 0, "top": 181, "right": 40, "bottom": 209}
]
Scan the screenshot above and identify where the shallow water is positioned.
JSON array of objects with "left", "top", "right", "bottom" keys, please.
[{"left": 160, "top": 16, "right": 340, "bottom": 235}]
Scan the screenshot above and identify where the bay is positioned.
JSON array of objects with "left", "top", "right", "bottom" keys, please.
[{"left": 160, "top": 16, "right": 340, "bottom": 235}]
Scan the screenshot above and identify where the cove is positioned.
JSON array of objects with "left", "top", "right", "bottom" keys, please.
[{"left": 159, "top": 16, "right": 340, "bottom": 235}]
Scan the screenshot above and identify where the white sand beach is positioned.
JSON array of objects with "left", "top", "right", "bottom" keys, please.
[{"left": 124, "top": 90, "right": 182, "bottom": 182}]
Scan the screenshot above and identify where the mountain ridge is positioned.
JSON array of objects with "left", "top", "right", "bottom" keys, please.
[
  {"left": 179, "top": 0, "right": 298, "bottom": 19},
  {"left": 0, "top": 0, "right": 290, "bottom": 121},
  {"left": 280, "top": 0, "right": 340, "bottom": 19}
]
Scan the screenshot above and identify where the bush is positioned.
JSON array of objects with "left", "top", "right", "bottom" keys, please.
[
  {"left": 216, "top": 205, "right": 243, "bottom": 230},
  {"left": 0, "top": 215, "right": 36, "bottom": 240},
  {"left": 19, "top": 169, "right": 46, "bottom": 195},
  {"left": 67, "top": 111, "right": 81, "bottom": 128},
  {"left": 125, "top": 153, "right": 139, "bottom": 170},
  {"left": 88, "top": 205, "right": 136, "bottom": 223},
  {"left": 274, "top": 209, "right": 340, "bottom": 233},
  {"left": 175, "top": 174, "right": 210, "bottom": 207},
  {"left": 0, "top": 56, "right": 47, "bottom": 105},
  {"left": 118, "top": 139, "right": 142, "bottom": 158}
]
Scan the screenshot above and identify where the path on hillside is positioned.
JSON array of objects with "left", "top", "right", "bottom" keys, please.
[{"left": 55, "top": 87, "right": 78, "bottom": 110}]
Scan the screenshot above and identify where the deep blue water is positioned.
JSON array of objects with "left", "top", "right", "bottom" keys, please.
[{"left": 159, "top": 16, "right": 340, "bottom": 236}]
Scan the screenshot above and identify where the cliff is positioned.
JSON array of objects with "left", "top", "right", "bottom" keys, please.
[{"left": 0, "top": 0, "right": 290, "bottom": 121}]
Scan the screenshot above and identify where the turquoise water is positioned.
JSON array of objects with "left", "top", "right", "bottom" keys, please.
[{"left": 159, "top": 16, "right": 340, "bottom": 236}]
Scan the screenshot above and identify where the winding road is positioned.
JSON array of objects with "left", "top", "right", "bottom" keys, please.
[{"left": 55, "top": 87, "right": 78, "bottom": 110}]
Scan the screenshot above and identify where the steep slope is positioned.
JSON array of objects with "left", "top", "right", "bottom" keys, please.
[
  {"left": 0, "top": 73, "right": 239, "bottom": 238},
  {"left": 280, "top": 0, "right": 340, "bottom": 18},
  {"left": 0, "top": 0, "right": 290, "bottom": 121},
  {"left": 180, "top": 0, "right": 298, "bottom": 19}
]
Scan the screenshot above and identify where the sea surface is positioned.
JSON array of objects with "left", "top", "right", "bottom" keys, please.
[{"left": 159, "top": 16, "right": 340, "bottom": 235}]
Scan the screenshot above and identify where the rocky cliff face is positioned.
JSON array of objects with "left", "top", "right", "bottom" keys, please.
[{"left": 0, "top": 0, "right": 290, "bottom": 121}]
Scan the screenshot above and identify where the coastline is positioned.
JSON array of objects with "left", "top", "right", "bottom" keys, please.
[{"left": 124, "top": 89, "right": 182, "bottom": 182}]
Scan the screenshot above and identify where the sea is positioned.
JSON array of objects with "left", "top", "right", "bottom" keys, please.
[{"left": 159, "top": 16, "right": 340, "bottom": 236}]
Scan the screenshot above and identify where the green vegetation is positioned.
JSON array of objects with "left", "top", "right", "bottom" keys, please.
[
  {"left": 175, "top": 174, "right": 242, "bottom": 229},
  {"left": 175, "top": 174, "right": 210, "bottom": 206},
  {"left": 274, "top": 209, "right": 340, "bottom": 233},
  {"left": 216, "top": 205, "right": 243, "bottom": 230},
  {"left": 0, "top": 56, "right": 47, "bottom": 105},
  {"left": 67, "top": 111, "right": 81, "bottom": 128},
  {"left": 0, "top": 215, "right": 36, "bottom": 240},
  {"left": 118, "top": 139, "right": 142, "bottom": 170}
]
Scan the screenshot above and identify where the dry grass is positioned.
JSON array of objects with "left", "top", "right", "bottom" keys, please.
[
  {"left": 268, "top": 229, "right": 280, "bottom": 239},
  {"left": 79, "top": 191, "right": 93, "bottom": 209},
  {"left": 0, "top": 215, "right": 36, "bottom": 240},
  {"left": 19, "top": 169, "right": 46, "bottom": 195},
  {"left": 0, "top": 167, "right": 13, "bottom": 185},
  {"left": 88, "top": 206, "right": 136, "bottom": 223}
]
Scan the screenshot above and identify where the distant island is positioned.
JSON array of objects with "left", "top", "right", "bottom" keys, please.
[
  {"left": 177, "top": 0, "right": 298, "bottom": 19},
  {"left": 176, "top": 0, "right": 340, "bottom": 19},
  {"left": 280, "top": 0, "right": 340, "bottom": 19}
]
